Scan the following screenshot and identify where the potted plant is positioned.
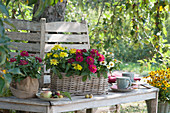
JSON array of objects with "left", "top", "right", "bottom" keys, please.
[
  {"left": 144, "top": 68, "right": 170, "bottom": 113},
  {"left": 44, "top": 44, "right": 121, "bottom": 95},
  {"left": 5, "top": 51, "right": 43, "bottom": 98}
]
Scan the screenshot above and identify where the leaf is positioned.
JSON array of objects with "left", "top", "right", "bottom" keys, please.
[
  {"left": 28, "top": 0, "right": 38, "bottom": 6},
  {"left": 61, "top": 91, "right": 72, "bottom": 100},
  {"left": 8, "top": 68, "right": 23, "bottom": 75},
  {"left": 65, "top": 63, "right": 71, "bottom": 73},
  {"left": 65, "top": 71, "right": 72, "bottom": 77},
  {"left": 102, "top": 72, "right": 108, "bottom": 78},
  {"left": 4, "top": 73, "right": 12, "bottom": 83},
  {"left": 33, "top": 0, "right": 47, "bottom": 18},
  {"left": 0, "top": 49, "right": 6, "bottom": 66},
  {"left": 6, "top": 0, "right": 10, "bottom": 6},
  {"left": 0, "top": 1, "right": 9, "bottom": 16},
  {"left": 0, "top": 77, "right": 5, "bottom": 94},
  {"left": 82, "top": 75, "right": 87, "bottom": 82}
]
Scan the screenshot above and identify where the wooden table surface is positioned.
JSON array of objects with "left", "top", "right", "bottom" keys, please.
[{"left": 0, "top": 86, "right": 159, "bottom": 113}]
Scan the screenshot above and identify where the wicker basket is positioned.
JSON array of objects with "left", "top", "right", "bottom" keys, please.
[{"left": 50, "top": 73, "right": 108, "bottom": 95}]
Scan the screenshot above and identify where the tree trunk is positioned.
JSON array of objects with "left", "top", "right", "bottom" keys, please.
[{"left": 32, "top": 0, "right": 67, "bottom": 22}]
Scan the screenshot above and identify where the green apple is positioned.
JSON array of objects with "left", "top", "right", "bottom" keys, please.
[{"left": 40, "top": 91, "right": 52, "bottom": 98}]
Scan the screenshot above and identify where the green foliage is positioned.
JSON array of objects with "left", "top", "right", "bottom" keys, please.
[{"left": 6, "top": 51, "right": 43, "bottom": 82}]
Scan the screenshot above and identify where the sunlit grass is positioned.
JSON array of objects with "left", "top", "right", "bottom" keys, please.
[{"left": 119, "top": 62, "right": 160, "bottom": 76}]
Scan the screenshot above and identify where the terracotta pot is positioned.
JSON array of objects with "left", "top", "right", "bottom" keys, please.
[{"left": 10, "top": 76, "right": 39, "bottom": 99}]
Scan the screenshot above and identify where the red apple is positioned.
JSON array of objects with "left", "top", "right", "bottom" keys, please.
[{"left": 40, "top": 91, "right": 52, "bottom": 98}]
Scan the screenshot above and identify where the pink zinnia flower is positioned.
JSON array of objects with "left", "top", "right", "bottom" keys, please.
[
  {"left": 76, "top": 55, "right": 83, "bottom": 62},
  {"left": 10, "top": 58, "right": 17, "bottom": 62},
  {"left": 35, "top": 57, "right": 42, "bottom": 63},
  {"left": 68, "top": 58, "right": 75, "bottom": 63},
  {"left": 86, "top": 56, "right": 94, "bottom": 65},
  {"left": 19, "top": 60, "right": 28, "bottom": 65},
  {"left": 97, "top": 54, "right": 105, "bottom": 62},
  {"left": 81, "top": 49, "right": 87, "bottom": 53},
  {"left": 76, "top": 49, "right": 83, "bottom": 55},
  {"left": 88, "top": 65, "right": 97, "bottom": 73},
  {"left": 20, "top": 51, "right": 29, "bottom": 57},
  {"left": 90, "top": 49, "right": 98, "bottom": 54},
  {"left": 90, "top": 53, "right": 96, "bottom": 58}
]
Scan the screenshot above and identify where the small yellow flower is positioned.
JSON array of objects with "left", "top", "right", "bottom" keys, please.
[
  {"left": 59, "top": 52, "right": 68, "bottom": 58},
  {"left": 59, "top": 47, "right": 65, "bottom": 50},
  {"left": 157, "top": 83, "right": 162, "bottom": 87},
  {"left": 69, "top": 49, "right": 76, "bottom": 54},
  {"left": 2, "top": 70, "right": 6, "bottom": 74},
  {"left": 162, "top": 87, "right": 167, "bottom": 90},
  {"left": 159, "top": 6, "right": 163, "bottom": 12},
  {"left": 53, "top": 54, "right": 59, "bottom": 58},
  {"left": 0, "top": 75, "right": 4, "bottom": 79},
  {"left": 114, "top": 59, "right": 117, "bottom": 62},
  {"left": 73, "top": 64, "right": 82, "bottom": 71},
  {"left": 47, "top": 53, "right": 52, "bottom": 57},
  {"left": 52, "top": 45, "right": 61, "bottom": 50},
  {"left": 165, "top": 84, "right": 170, "bottom": 87},
  {"left": 50, "top": 59, "right": 59, "bottom": 65}
]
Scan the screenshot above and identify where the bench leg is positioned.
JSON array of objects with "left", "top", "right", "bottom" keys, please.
[{"left": 145, "top": 91, "right": 158, "bottom": 113}]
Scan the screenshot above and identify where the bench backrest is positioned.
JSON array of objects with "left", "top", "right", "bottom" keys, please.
[{"left": 4, "top": 18, "right": 90, "bottom": 58}]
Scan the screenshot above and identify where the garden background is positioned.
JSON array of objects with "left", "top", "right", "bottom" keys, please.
[{"left": 0, "top": 0, "right": 170, "bottom": 112}]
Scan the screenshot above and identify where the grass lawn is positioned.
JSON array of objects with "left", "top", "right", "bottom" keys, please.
[{"left": 119, "top": 62, "right": 160, "bottom": 76}]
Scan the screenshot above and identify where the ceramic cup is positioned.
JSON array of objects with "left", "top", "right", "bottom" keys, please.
[
  {"left": 122, "top": 72, "right": 134, "bottom": 82},
  {"left": 116, "top": 77, "right": 132, "bottom": 89}
]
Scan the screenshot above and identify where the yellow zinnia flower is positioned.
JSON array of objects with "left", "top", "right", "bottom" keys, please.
[
  {"left": 47, "top": 53, "right": 52, "bottom": 57},
  {"left": 59, "top": 47, "right": 65, "bottom": 50},
  {"left": 76, "top": 64, "right": 83, "bottom": 71},
  {"left": 52, "top": 45, "right": 61, "bottom": 50},
  {"left": 53, "top": 54, "right": 59, "bottom": 58},
  {"left": 60, "top": 52, "right": 68, "bottom": 58},
  {"left": 50, "top": 59, "right": 59, "bottom": 65},
  {"left": 73, "top": 64, "right": 82, "bottom": 71},
  {"left": 69, "top": 49, "right": 76, "bottom": 54}
]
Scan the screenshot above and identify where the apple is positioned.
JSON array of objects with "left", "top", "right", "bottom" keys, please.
[{"left": 40, "top": 91, "right": 52, "bottom": 98}]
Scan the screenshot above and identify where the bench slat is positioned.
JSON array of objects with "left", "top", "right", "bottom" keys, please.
[
  {"left": 6, "top": 32, "right": 40, "bottom": 42},
  {"left": 4, "top": 19, "right": 41, "bottom": 31},
  {"left": 9, "top": 42, "right": 40, "bottom": 52},
  {"left": 45, "top": 22, "right": 88, "bottom": 32},
  {"left": 45, "top": 34, "right": 88, "bottom": 42}
]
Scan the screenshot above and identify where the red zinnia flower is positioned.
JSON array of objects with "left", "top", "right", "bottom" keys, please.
[
  {"left": 76, "top": 55, "right": 83, "bottom": 62},
  {"left": 10, "top": 58, "right": 17, "bottom": 62},
  {"left": 19, "top": 60, "right": 28, "bottom": 65},
  {"left": 97, "top": 54, "right": 105, "bottom": 62},
  {"left": 68, "top": 58, "right": 75, "bottom": 63},
  {"left": 81, "top": 49, "right": 87, "bottom": 53},
  {"left": 76, "top": 49, "right": 83, "bottom": 55},
  {"left": 86, "top": 56, "right": 94, "bottom": 65},
  {"left": 88, "top": 65, "right": 97, "bottom": 73},
  {"left": 20, "top": 51, "right": 29, "bottom": 57},
  {"left": 35, "top": 57, "right": 42, "bottom": 63}
]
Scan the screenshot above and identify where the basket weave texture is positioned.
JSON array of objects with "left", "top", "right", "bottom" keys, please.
[{"left": 51, "top": 73, "right": 108, "bottom": 95}]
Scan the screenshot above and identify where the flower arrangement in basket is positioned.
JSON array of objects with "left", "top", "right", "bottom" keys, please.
[
  {"left": 44, "top": 44, "right": 121, "bottom": 81},
  {"left": 143, "top": 68, "right": 170, "bottom": 102},
  {"left": 44, "top": 44, "right": 121, "bottom": 95},
  {"left": 5, "top": 51, "right": 43, "bottom": 98}
]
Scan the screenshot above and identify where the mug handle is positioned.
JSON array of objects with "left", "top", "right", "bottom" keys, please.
[{"left": 126, "top": 78, "right": 132, "bottom": 88}]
